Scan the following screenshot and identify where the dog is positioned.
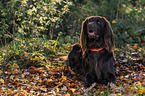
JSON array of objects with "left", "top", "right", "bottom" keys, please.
[{"left": 67, "top": 16, "right": 116, "bottom": 86}]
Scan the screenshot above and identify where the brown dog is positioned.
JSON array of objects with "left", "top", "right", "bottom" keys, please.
[{"left": 67, "top": 16, "right": 116, "bottom": 86}]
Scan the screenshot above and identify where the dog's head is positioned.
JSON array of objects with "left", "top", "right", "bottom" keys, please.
[
  {"left": 80, "top": 16, "right": 115, "bottom": 53},
  {"left": 87, "top": 16, "right": 106, "bottom": 40}
]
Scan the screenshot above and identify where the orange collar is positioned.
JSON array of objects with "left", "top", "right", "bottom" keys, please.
[{"left": 89, "top": 48, "right": 104, "bottom": 51}]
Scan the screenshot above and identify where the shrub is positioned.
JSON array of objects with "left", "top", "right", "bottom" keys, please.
[
  {"left": 0, "top": 0, "right": 73, "bottom": 46},
  {"left": 63, "top": 0, "right": 145, "bottom": 47}
]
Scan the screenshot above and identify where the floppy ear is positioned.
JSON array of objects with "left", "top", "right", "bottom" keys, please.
[
  {"left": 80, "top": 18, "right": 88, "bottom": 53},
  {"left": 103, "top": 17, "right": 115, "bottom": 52}
]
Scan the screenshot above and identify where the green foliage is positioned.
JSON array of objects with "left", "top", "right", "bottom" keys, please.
[
  {"left": 64, "top": 0, "right": 145, "bottom": 46},
  {"left": 0, "top": 31, "right": 77, "bottom": 69},
  {"left": 0, "top": 0, "right": 72, "bottom": 46},
  {"left": 0, "top": 0, "right": 145, "bottom": 47}
]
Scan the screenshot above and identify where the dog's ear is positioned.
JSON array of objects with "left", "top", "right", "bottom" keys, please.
[
  {"left": 103, "top": 17, "right": 115, "bottom": 52},
  {"left": 80, "top": 18, "right": 88, "bottom": 54}
]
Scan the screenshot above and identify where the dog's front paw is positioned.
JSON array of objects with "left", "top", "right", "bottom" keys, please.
[
  {"left": 72, "top": 43, "right": 81, "bottom": 52},
  {"left": 85, "top": 73, "right": 95, "bottom": 87}
]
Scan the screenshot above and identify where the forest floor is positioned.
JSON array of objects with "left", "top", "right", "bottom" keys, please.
[{"left": 0, "top": 39, "right": 145, "bottom": 95}]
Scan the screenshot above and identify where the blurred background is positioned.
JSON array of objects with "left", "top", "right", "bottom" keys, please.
[{"left": 0, "top": 0, "right": 145, "bottom": 45}]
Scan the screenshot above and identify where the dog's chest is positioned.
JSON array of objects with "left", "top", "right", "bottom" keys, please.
[{"left": 87, "top": 52, "right": 102, "bottom": 66}]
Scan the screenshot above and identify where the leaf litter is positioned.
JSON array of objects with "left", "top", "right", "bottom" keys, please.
[{"left": 0, "top": 44, "right": 145, "bottom": 95}]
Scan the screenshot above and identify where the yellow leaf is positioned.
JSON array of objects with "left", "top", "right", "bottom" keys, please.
[
  {"left": 38, "top": 80, "right": 42, "bottom": 83},
  {"left": 65, "top": 93, "right": 70, "bottom": 96},
  {"left": 70, "top": 88, "right": 76, "bottom": 93},
  {"left": 13, "top": 63, "right": 19, "bottom": 69},
  {"left": 8, "top": 92, "right": 13, "bottom": 95},
  {"left": 138, "top": 89, "right": 144, "bottom": 94},
  {"left": 112, "top": 20, "right": 117, "bottom": 24},
  {"left": 35, "top": 56, "right": 38, "bottom": 58},
  {"left": 14, "top": 93, "right": 19, "bottom": 96},
  {"left": 36, "top": 14, "right": 40, "bottom": 17},
  {"left": 137, "top": 82, "right": 142, "bottom": 86},
  {"left": 61, "top": 74, "right": 67, "bottom": 80},
  {"left": 41, "top": 86, "right": 46, "bottom": 88},
  {"left": 24, "top": 52, "right": 28, "bottom": 54},
  {"left": 30, "top": 5, "right": 33, "bottom": 8},
  {"left": 139, "top": 48, "right": 142, "bottom": 50},
  {"left": 56, "top": 88, "right": 59, "bottom": 93},
  {"left": 21, "top": 74, "right": 25, "bottom": 78},
  {"left": 120, "top": 76, "right": 124, "bottom": 80},
  {"left": 0, "top": 70, "right": 2, "bottom": 76},
  {"left": 66, "top": 45, "right": 71, "bottom": 50},
  {"left": 114, "top": 48, "right": 119, "bottom": 51},
  {"left": 0, "top": 78, "right": 4, "bottom": 84},
  {"left": 47, "top": 79, "right": 52, "bottom": 82},
  {"left": 29, "top": 43, "right": 32, "bottom": 46}
]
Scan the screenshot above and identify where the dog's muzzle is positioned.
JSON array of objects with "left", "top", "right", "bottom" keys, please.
[{"left": 87, "top": 23, "right": 100, "bottom": 39}]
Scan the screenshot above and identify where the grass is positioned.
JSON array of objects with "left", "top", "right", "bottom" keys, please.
[{"left": 0, "top": 34, "right": 74, "bottom": 68}]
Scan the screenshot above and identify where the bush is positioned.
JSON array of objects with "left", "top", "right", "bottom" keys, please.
[
  {"left": 63, "top": 0, "right": 145, "bottom": 46},
  {"left": 0, "top": 0, "right": 73, "bottom": 46},
  {"left": 0, "top": 0, "right": 144, "bottom": 47}
]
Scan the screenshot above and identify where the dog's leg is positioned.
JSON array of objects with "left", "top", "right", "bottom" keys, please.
[
  {"left": 85, "top": 73, "right": 96, "bottom": 87},
  {"left": 103, "top": 56, "right": 116, "bottom": 83},
  {"left": 67, "top": 43, "right": 84, "bottom": 75}
]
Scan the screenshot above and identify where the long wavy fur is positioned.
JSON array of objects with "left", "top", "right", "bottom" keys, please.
[
  {"left": 80, "top": 16, "right": 115, "bottom": 54},
  {"left": 67, "top": 16, "right": 116, "bottom": 87}
]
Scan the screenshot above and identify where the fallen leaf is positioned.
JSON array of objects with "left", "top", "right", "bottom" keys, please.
[
  {"left": 0, "top": 70, "right": 2, "bottom": 76},
  {"left": 26, "top": 87, "right": 31, "bottom": 92},
  {"left": 65, "top": 93, "right": 70, "bottom": 96},
  {"left": 70, "top": 88, "right": 76, "bottom": 93},
  {"left": 61, "top": 86, "right": 67, "bottom": 91},
  {"left": 13, "top": 63, "right": 19, "bottom": 69},
  {"left": 132, "top": 46, "right": 138, "bottom": 49},
  {"left": 61, "top": 74, "right": 67, "bottom": 81},
  {"left": 70, "top": 83, "right": 75, "bottom": 87},
  {"left": 66, "top": 45, "right": 71, "bottom": 50},
  {"left": 56, "top": 88, "right": 59, "bottom": 93},
  {"left": 0, "top": 78, "right": 4, "bottom": 84}
]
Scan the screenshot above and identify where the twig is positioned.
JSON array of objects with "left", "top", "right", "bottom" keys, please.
[
  {"left": 86, "top": 82, "right": 97, "bottom": 91},
  {"left": 69, "top": 69, "right": 75, "bottom": 75},
  {"left": 3, "top": 27, "right": 14, "bottom": 38},
  {"left": 135, "top": 28, "right": 145, "bottom": 33},
  {"left": 0, "top": 39, "right": 4, "bottom": 47}
]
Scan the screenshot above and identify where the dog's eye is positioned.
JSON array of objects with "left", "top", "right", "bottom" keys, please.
[{"left": 96, "top": 20, "right": 101, "bottom": 24}]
